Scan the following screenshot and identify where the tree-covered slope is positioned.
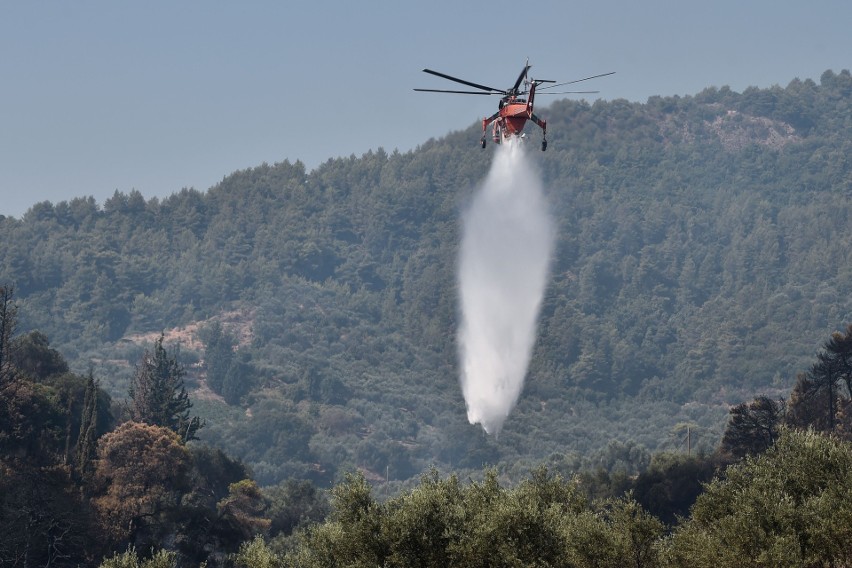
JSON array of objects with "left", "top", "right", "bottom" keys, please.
[{"left": 1, "top": 69, "right": 850, "bottom": 485}]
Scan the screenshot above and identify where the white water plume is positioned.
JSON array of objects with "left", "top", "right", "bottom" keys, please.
[{"left": 457, "top": 139, "right": 554, "bottom": 435}]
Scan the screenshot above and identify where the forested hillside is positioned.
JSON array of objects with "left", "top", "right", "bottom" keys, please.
[{"left": 1, "top": 69, "right": 851, "bottom": 486}]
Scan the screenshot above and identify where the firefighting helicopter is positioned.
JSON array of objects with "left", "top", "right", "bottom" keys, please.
[{"left": 414, "top": 61, "right": 613, "bottom": 151}]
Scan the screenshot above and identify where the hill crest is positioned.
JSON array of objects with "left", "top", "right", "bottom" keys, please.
[{"left": 1, "top": 69, "right": 851, "bottom": 484}]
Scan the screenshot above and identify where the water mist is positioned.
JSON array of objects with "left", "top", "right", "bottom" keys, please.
[{"left": 457, "top": 139, "right": 554, "bottom": 435}]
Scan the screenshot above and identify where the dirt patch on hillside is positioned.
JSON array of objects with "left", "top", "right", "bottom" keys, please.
[
  {"left": 121, "top": 307, "right": 255, "bottom": 352},
  {"left": 708, "top": 110, "right": 800, "bottom": 151},
  {"left": 657, "top": 107, "right": 801, "bottom": 151}
]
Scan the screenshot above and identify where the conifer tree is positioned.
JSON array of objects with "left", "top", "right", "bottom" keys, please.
[
  {"left": 826, "top": 324, "right": 852, "bottom": 397},
  {"left": 720, "top": 396, "right": 785, "bottom": 458},
  {"left": 787, "top": 327, "right": 852, "bottom": 434},
  {"left": 128, "top": 334, "right": 203, "bottom": 442}
]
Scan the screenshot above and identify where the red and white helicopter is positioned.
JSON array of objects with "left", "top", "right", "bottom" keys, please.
[{"left": 415, "top": 60, "right": 613, "bottom": 151}]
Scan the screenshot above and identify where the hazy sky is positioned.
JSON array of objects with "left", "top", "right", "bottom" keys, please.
[{"left": 1, "top": 1, "right": 849, "bottom": 218}]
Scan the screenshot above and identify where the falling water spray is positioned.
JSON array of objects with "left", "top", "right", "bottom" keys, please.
[{"left": 457, "top": 139, "right": 554, "bottom": 435}]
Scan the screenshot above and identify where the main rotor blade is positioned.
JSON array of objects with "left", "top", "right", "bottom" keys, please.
[
  {"left": 413, "top": 88, "right": 495, "bottom": 95},
  {"left": 534, "top": 90, "right": 600, "bottom": 95},
  {"left": 422, "top": 69, "right": 505, "bottom": 94},
  {"left": 511, "top": 64, "right": 531, "bottom": 93},
  {"left": 539, "top": 72, "right": 615, "bottom": 90}
]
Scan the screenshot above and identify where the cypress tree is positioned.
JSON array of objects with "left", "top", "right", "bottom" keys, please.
[
  {"left": 0, "top": 284, "right": 17, "bottom": 388},
  {"left": 76, "top": 371, "right": 99, "bottom": 479}
]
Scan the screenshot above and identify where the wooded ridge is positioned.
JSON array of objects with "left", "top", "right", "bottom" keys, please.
[{"left": 1, "top": 70, "right": 851, "bottom": 487}]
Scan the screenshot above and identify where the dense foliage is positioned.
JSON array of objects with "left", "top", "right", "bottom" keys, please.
[
  {"left": 3, "top": 64, "right": 852, "bottom": 562},
  {"left": 227, "top": 430, "right": 852, "bottom": 568},
  {"left": 1, "top": 70, "right": 851, "bottom": 488},
  {"left": 664, "top": 429, "right": 852, "bottom": 567}
]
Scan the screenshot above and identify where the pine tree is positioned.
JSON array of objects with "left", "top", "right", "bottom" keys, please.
[
  {"left": 825, "top": 324, "right": 852, "bottom": 398},
  {"left": 128, "top": 334, "right": 204, "bottom": 442},
  {"left": 720, "top": 396, "right": 785, "bottom": 458}
]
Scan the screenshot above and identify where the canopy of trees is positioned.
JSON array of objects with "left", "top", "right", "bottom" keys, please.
[
  {"left": 2, "top": 70, "right": 851, "bottom": 486},
  {"left": 2, "top": 69, "right": 852, "bottom": 565}
]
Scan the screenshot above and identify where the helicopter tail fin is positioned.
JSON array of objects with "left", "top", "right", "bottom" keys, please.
[{"left": 527, "top": 80, "right": 536, "bottom": 113}]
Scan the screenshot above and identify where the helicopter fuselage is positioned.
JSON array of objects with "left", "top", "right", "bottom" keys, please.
[{"left": 484, "top": 85, "right": 546, "bottom": 146}]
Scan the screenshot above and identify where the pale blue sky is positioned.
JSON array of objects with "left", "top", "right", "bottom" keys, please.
[{"left": 1, "top": 1, "right": 849, "bottom": 218}]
